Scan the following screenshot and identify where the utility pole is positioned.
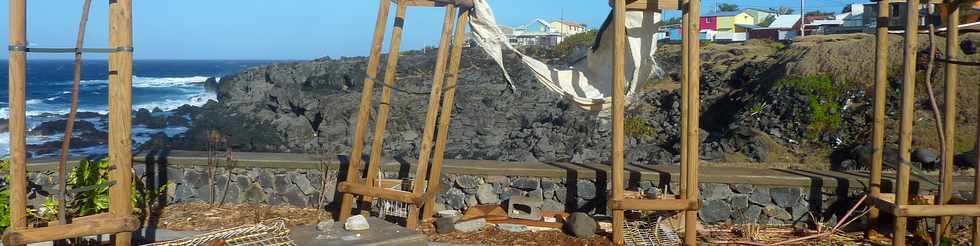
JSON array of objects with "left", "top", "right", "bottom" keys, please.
[{"left": 800, "top": 0, "right": 806, "bottom": 36}]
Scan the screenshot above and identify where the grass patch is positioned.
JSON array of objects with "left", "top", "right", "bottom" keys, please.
[
  {"left": 625, "top": 117, "right": 656, "bottom": 137},
  {"left": 776, "top": 75, "right": 851, "bottom": 139},
  {"left": 553, "top": 30, "right": 597, "bottom": 57}
]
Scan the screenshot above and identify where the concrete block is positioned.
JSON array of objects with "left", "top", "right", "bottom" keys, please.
[{"left": 507, "top": 195, "right": 543, "bottom": 221}]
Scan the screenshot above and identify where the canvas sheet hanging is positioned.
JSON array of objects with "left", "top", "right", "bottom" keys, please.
[{"left": 467, "top": 0, "right": 662, "bottom": 115}]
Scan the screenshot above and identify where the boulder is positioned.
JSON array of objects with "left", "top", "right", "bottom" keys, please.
[
  {"left": 912, "top": 148, "right": 939, "bottom": 165},
  {"left": 454, "top": 218, "right": 486, "bottom": 233},
  {"left": 436, "top": 217, "right": 456, "bottom": 234},
  {"left": 565, "top": 212, "right": 597, "bottom": 239}
]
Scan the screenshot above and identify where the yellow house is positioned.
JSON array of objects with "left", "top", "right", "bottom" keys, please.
[{"left": 701, "top": 11, "right": 755, "bottom": 32}]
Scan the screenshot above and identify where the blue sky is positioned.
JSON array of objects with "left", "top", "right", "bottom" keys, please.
[{"left": 0, "top": 0, "right": 863, "bottom": 60}]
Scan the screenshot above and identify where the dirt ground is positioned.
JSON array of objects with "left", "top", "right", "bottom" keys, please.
[{"left": 151, "top": 203, "right": 977, "bottom": 245}]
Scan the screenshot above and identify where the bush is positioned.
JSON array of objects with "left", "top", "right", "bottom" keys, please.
[
  {"left": 625, "top": 117, "right": 656, "bottom": 137},
  {"left": 775, "top": 75, "right": 850, "bottom": 138},
  {"left": 554, "top": 30, "right": 597, "bottom": 57}
]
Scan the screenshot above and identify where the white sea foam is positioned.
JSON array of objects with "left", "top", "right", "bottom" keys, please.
[{"left": 75, "top": 76, "right": 210, "bottom": 88}]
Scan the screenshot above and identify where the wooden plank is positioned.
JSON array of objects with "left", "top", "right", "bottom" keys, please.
[
  {"left": 608, "top": 0, "right": 681, "bottom": 10},
  {"left": 7, "top": 1, "right": 28, "bottom": 244},
  {"left": 868, "top": 195, "right": 897, "bottom": 216},
  {"left": 609, "top": 199, "right": 699, "bottom": 211},
  {"left": 868, "top": 0, "right": 890, "bottom": 236},
  {"left": 362, "top": 0, "right": 409, "bottom": 216},
  {"left": 898, "top": 204, "right": 980, "bottom": 217},
  {"left": 339, "top": 0, "right": 392, "bottom": 223},
  {"left": 108, "top": 0, "right": 134, "bottom": 244},
  {"left": 423, "top": 8, "right": 470, "bottom": 220},
  {"left": 610, "top": 0, "right": 627, "bottom": 245},
  {"left": 1, "top": 215, "right": 139, "bottom": 246},
  {"left": 461, "top": 205, "right": 508, "bottom": 221},
  {"left": 895, "top": 0, "right": 920, "bottom": 244},
  {"left": 393, "top": 0, "right": 452, "bottom": 7},
  {"left": 338, "top": 182, "right": 420, "bottom": 204},
  {"left": 486, "top": 218, "right": 564, "bottom": 229},
  {"left": 406, "top": 3, "right": 457, "bottom": 230}
]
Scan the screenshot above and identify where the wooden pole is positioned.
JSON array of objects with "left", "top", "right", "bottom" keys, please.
[
  {"left": 611, "top": 0, "right": 627, "bottom": 244},
  {"left": 939, "top": 2, "right": 959, "bottom": 239},
  {"left": 338, "top": 0, "right": 391, "bottom": 222},
  {"left": 108, "top": 0, "right": 134, "bottom": 244},
  {"left": 361, "top": 0, "right": 409, "bottom": 216},
  {"left": 894, "top": 0, "right": 919, "bottom": 244},
  {"left": 406, "top": 4, "right": 457, "bottom": 230},
  {"left": 678, "top": 0, "right": 691, "bottom": 237},
  {"left": 975, "top": 63, "right": 980, "bottom": 246},
  {"left": 685, "top": 0, "right": 702, "bottom": 245},
  {"left": 7, "top": 0, "right": 28, "bottom": 243},
  {"left": 868, "top": 0, "right": 890, "bottom": 237},
  {"left": 423, "top": 8, "right": 470, "bottom": 220}
]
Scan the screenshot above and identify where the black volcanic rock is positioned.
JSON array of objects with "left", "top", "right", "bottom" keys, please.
[{"left": 29, "top": 119, "right": 100, "bottom": 136}]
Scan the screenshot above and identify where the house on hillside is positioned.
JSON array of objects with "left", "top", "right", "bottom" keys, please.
[
  {"left": 743, "top": 8, "right": 777, "bottom": 24},
  {"left": 862, "top": 2, "right": 929, "bottom": 29},
  {"left": 548, "top": 20, "right": 587, "bottom": 37},
  {"left": 748, "top": 14, "right": 800, "bottom": 41},
  {"left": 701, "top": 11, "right": 755, "bottom": 42},
  {"left": 701, "top": 11, "right": 755, "bottom": 33}
]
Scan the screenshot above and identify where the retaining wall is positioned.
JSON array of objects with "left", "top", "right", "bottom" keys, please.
[{"left": 12, "top": 150, "right": 977, "bottom": 227}]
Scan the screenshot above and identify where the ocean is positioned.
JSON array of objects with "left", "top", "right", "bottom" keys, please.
[{"left": 0, "top": 59, "right": 282, "bottom": 158}]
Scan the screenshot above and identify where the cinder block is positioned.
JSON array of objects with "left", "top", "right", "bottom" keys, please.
[{"left": 507, "top": 195, "right": 543, "bottom": 221}]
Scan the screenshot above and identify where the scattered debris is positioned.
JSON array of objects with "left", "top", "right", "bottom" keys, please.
[
  {"left": 508, "top": 196, "right": 543, "bottom": 221},
  {"left": 455, "top": 218, "right": 488, "bottom": 233},
  {"left": 315, "top": 220, "right": 334, "bottom": 232},
  {"left": 566, "top": 212, "right": 598, "bottom": 239},
  {"left": 344, "top": 215, "right": 370, "bottom": 231},
  {"left": 497, "top": 223, "right": 530, "bottom": 233},
  {"left": 437, "top": 210, "right": 462, "bottom": 221}
]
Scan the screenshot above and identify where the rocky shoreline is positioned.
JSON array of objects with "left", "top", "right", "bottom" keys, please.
[{"left": 13, "top": 33, "right": 979, "bottom": 171}]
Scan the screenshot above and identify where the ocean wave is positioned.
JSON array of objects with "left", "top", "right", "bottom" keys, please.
[
  {"left": 134, "top": 91, "right": 216, "bottom": 111},
  {"left": 74, "top": 76, "right": 211, "bottom": 88}
]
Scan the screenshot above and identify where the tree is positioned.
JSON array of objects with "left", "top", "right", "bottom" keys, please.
[
  {"left": 771, "top": 6, "right": 795, "bottom": 15},
  {"left": 716, "top": 3, "right": 739, "bottom": 12},
  {"left": 661, "top": 16, "right": 682, "bottom": 26}
]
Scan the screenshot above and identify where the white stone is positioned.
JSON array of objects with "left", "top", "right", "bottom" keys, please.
[
  {"left": 316, "top": 220, "right": 335, "bottom": 232},
  {"left": 454, "top": 218, "right": 487, "bottom": 232},
  {"left": 345, "top": 215, "right": 370, "bottom": 231}
]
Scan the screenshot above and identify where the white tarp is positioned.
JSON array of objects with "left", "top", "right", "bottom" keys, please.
[{"left": 467, "top": 0, "right": 661, "bottom": 114}]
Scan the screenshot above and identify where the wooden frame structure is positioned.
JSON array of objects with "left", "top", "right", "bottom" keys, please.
[
  {"left": 606, "top": 0, "right": 701, "bottom": 245},
  {"left": 3, "top": 0, "right": 138, "bottom": 245},
  {"left": 337, "top": 0, "right": 466, "bottom": 230},
  {"left": 337, "top": 0, "right": 704, "bottom": 244},
  {"left": 865, "top": 0, "right": 980, "bottom": 245}
]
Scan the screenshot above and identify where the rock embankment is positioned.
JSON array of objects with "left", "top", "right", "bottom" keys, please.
[{"left": 164, "top": 33, "right": 980, "bottom": 170}]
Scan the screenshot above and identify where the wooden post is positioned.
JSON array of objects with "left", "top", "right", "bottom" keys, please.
[
  {"left": 868, "top": 0, "right": 890, "bottom": 237},
  {"left": 423, "top": 8, "right": 470, "bottom": 220},
  {"left": 975, "top": 66, "right": 980, "bottom": 246},
  {"left": 108, "top": 0, "right": 134, "bottom": 244},
  {"left": 894, "top": 0, "right": 919, "bottom": 244},
  {"left": 361, "top": 0, "right": 409, "bottom": 216},
  {"left": 939, "top": 2, "right": 959, "bottom": 239},
  {"left": 610, "top": 0, "right": 627, "bottom": 244},
  {"left": 685, "top": 0, "right": 702, "bottom": 245},
  {"left": 406, "top": 4, "right": 457, "bottom": 230},
  {"left": 678, "top": 0, "right": 691, "bottom": 239},
  {"left": 7, "top": 0, "right": 28, "bottom": 243},
  {"left": 339, "top": 0, "right": 391, "bottom": 222}
]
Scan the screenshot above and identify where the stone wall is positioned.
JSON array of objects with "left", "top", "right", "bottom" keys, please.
[
  {"left": 151, "top": 167, "right": 861, "bottom": 226},
  {"left": 15, "top": 151, "right": 974, "bottom": 227}
]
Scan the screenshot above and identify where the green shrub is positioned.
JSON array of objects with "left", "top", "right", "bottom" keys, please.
[
  {"left": 68, "top": 159, "right": 169, "bottom": 218},
  {"left": 554, "top": 30, "right": 597, "bottom": 57},
  {"left": 625, "top": 117, "right": 656, "bottom": 137},
  {"left": 776, "top": 75, "right": 848, "bottom": 138}
]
